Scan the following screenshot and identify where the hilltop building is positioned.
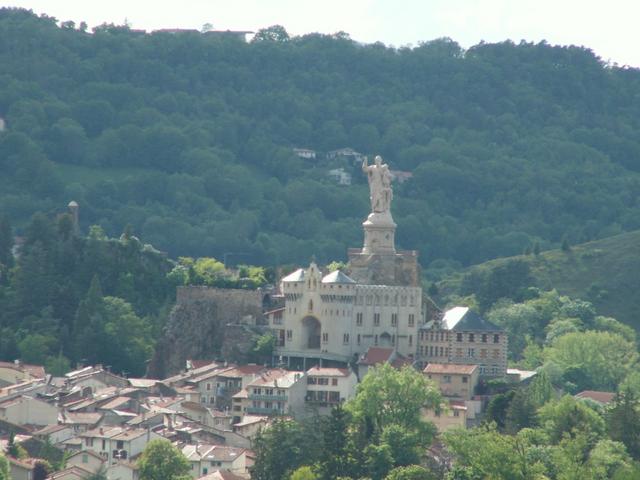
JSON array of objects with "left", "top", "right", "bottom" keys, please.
[
  {"left": 268, "top": 154, "right": 506, "bottom": 378},
  {"left": 268, "top": 156, "right": 431, "bottom": 369}
]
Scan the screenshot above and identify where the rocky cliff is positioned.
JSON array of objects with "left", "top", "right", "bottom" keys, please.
[{"left": 147, "top": 286, "right": 267, "bottom": 378}]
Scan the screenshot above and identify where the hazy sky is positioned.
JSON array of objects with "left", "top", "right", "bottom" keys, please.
[{"left": 7, "top": 0, "right": 640, "bottom": 67}]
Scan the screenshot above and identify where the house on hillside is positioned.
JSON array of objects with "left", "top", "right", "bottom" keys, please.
[
  {"left": 326, "top": 148, "right": 365, "bottom": 164},
  {"left": 305, "top": 367, "right": 357, "bottom": 414},
  {"left": 356, "top": 347, "right": 411, "bottom": 379},
  {"left": 292, "top": 148, "right": 317, "bottom": 160},
  {"left": 419, "top": 306, "right": 508, "bottom": 377},
  {"left": 328, "top": 168, "right": 352, "bottom": 185},
  {"left": 182, "top": 444, "right": 249, "bottom": 478},
  {"left": 0, "top": 361, "right": 45, "bottom": 387},
  {"left": 0, "top": 395, "right": 58, "bottom": 426}
]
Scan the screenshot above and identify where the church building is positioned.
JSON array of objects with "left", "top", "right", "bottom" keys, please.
[{"left": 267, "top": 156, "right": 506, "bottom": 376}]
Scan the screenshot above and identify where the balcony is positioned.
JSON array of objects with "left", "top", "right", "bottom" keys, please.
[
  {"left": 246, "top": 407, "right": 285, "bottom": 415},
  {"left": 248, "top": 394, "right": 288, "bottom": 401}
]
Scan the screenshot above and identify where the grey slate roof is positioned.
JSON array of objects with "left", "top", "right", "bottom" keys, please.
[
  {"left": 281, "top": 268, "right": 305, "bottom": 282},
  {"left": 442, "top": 306, "right": 502, "bottom": 332},
  {"left": 321, "top": 270, "right": 356, "bottom": 284}
]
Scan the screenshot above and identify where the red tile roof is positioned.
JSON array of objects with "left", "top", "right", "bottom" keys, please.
[
  {"left": 575, "top": 390, "right": 615, "bottom": 404},
  {"left": 0, "top": 361, "right": 46, "bottom": 379},
  {"left": 358, "top": 347, "right": 394, "bottom": 366}
]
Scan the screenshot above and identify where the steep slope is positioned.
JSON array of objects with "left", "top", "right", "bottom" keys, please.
[{"left": 436, "top": 230, "right": 640, "bottom": 328}]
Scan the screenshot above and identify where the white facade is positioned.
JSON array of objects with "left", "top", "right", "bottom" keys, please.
[
  {"left": 271, "top": 264, "right": 423, "bottom": 363},
  {"left": 80, "top": 427, "right": 161, "bottom": 464},
  {"left": 305, "top": 367, "right": 357, "bottom": 413},
  {"left": 0, "top": 395, "right": 58, "bottom": 426}
]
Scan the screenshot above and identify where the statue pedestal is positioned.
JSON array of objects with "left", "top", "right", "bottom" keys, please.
[{"left": 362, "top": 211, "right": 396, "bottom": 255}]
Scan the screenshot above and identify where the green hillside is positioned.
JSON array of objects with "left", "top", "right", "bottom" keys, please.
[
  {"left": 2, "top": 8, "right": 640, "bottom": 271},
  {"left": 436, "top": 230, "right": 640, "bottom": 328}
]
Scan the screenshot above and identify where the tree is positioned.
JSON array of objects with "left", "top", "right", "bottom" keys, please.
[
  {"left": 380, "top": 424, "right": 422, "bottom": 467},
  {"left": 385, "top": 465, "right": 436, "bottom": 480},
  {"left": 252, "top": 419, "right": 312, "bottom": 480},
  {"left": 138, "top": 439, "right": 190, "bottom": 480},
  {"left": 346, "top": 364, "right": 441, "bottom": 437},
  {"left": 317, "top": 405, "right": 353, "bottom": 480},
  {"left": 289, "top": 466, "right": 318, "bottom": 480},
  {"left": 543, "top": 331, "right": 638, "bottom": 392},
  {"left": 505, "top": 388, "right": 537, "bottom": 434},
  {"left": 253, "top": 25, "right": 289, "bottom": 42},
  {"left": 606, "top": 391, "right": 640, "bottom": 459},
  {"left": 443, "top": 425, "right": 546, "bottom": 480},
  {"left": 537, "top": 395, "right": 605, "bottom": 444},
  {"left": 250, "top": 332, "right": 276, "bottom": 363},
  {"left": 0, "top": 453, "right": 9, "bottom": 480},
  {"left": 365, "top": 443, "right": 394, "bottom": 480},
  {"left": 0, "top": 214, "right": 13, "bottom": 269},
  {"left": 32, "top": 460, "right": 52, "bottom": 480}
]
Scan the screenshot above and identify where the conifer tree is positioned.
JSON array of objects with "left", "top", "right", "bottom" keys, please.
[
  {"left": 0, "top": 214, "right": 13, "bottom": 268},
  {"left": 607, "top": 390, "right": 640, "bottom": 459}
]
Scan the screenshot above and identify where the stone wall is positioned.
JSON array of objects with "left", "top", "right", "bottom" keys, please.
[
  {"left": 147, "top": 287, "right": 266, "bottom": 378},
  {"left": 347, "top": 249, "right": 420, "bottom": 287}
]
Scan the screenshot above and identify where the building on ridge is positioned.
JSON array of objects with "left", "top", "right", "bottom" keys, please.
[{"left": 418, "top": 306, "right": 507, "bottom": 377}]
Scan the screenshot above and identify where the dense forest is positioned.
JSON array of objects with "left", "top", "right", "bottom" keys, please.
[{"left": 2, "top": 8, "right": 640, "bottom": 275}]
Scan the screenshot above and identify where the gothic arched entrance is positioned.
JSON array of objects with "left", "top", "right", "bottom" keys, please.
[{"left": 302, "top": 316, "right": 321, "bottom": 349}]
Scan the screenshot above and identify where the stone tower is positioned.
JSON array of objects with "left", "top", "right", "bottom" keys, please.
[
  {"left": 68, "top": 201, "right": 79, "bottom": 234},
  {"left": 348, "top": 156, "right": 420, "bottom": 287}
]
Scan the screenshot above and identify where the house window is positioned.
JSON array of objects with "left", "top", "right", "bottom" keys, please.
[
  {"left": 286, "top": 330, "right": 292, "bottom": 341},
  {"left": 493, "top": 334, "right": 500, "bottom": 343},
  {"left": 116, "top": 440, "right": 124, "bottom": 449},
  {"left": 356, "top": 312, "right": 363, "bottom": 326},
  {"left": 468, "top": 348, "right": 475, "bottom": 358},
  {"left": 374, "top": 335, "right": 378, "bottom": 345},
  {"left": 374, "top": 313, "right": 380, "bottom": 326},
  {"left": 429, "top": 346, "right": 433, "bottom": 356},
  {"left": 439, "top": 346, "right": 444, "bottom": 356},
  {"left": 462, "top": 376, "right": 468, "bottom": 383},
  {"left": 408, "top": 314, "right": 415, "bottom": 327},
  {"left": 357, "top": 334, "right": 361, "bottom": 345},
  {"left": 409, "top": 335, "right": 413, "bottom": 347},
  {"left": 332, "top": 378, "right": 338, "bottom": 386},
  {"left": 482, "top": 334, "right": 487, "bottom": 343},
  {"left": 343, "top": 333, "right": 350, "bottom": 344},
  {"left": 469, "top": 333, "right": 475, "bottom": 342},
  {"left": 322, "top": 333, "right": 329, "bottom": 343},
  {"left": 391, "top": 313, "right": 397, "bottom": 326},
  {"left": 453, "top": 410, "right": 459, "bottom": 417},
  {"left": 443, "top": 375, "right": 451, "bottom": 383},
  {"left": 102, "top": 439, "right": 106, "bottom": 451},
  {"left": 456, "top": 333, "right": 463, "bottom": 342},
  {"left": 206, "top": 383, "right": 212, "bottom": 391},
  {"left": 391, "top": 334, "right": 395, "bottom": 345}
]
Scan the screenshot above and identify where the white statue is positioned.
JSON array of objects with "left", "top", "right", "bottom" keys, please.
[{"left": 362, "top": 155, "right": 393, "bottom": 214}]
